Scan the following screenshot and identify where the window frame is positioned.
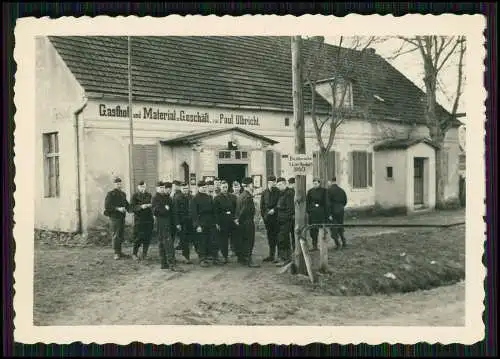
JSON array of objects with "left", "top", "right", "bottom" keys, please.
[
  {"left": 43, "top": 132, "right": 60, "bottom": 198},
  {"left": 351, "top": 150, "right": 373, "bottom": 190}
]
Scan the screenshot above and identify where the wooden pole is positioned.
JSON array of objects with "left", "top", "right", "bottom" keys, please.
[
  {"left": 128, "top": 36, "right": 135, "bottom": 196},
  {"left": 291, "top": 36, "right": 308, "bottom": 276}
]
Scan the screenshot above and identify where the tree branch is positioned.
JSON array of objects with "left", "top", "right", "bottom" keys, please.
[
  {"left": 450, "top": 36, "right": 466, "bottom": 118},
  {"left": 436, "top": 37, "right": 462, "bottom": 74}
]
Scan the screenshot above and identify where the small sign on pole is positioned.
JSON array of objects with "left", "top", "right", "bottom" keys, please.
[{"left": 286, "top": 153, "right": 314, "bottom": 175}]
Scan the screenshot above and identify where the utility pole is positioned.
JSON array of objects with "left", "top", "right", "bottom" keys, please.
[
  {"left": 128, "top": 36, "right": 135, "bottom": 196},
  {"left": 291, "top": 36, "right": 309, "bottom": 276}
]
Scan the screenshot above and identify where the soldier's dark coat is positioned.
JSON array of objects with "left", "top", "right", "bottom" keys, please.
[
  {"left": 130, "top": 191, "right": 154, "bottom": 224},
  {"left": 214, "top": 192, "right": 237, "bottom": 226},
  {"left": 327, "top": 184, "right": 348, "bottom": 216},
  {"left": 173, "top": 190, "right": 194, "bottom": 259},
  {"left": 235, "top": 189, "right": 256, "bottom": 262},
  {"left": 326, "top": 183, "right": 348, "bottom": 245},
  {"left": 260, "top": 187, "right": 280, "bottom": 222},
  {"left": 276, "top": 188, "right": 294, "bottom": 261},
  {"left": 306, "top": 187, "right": 328, "bottom": 223},
  {"left": 104, "top": 188, "right": 130, "bottom": 219},
  {"left": 152, "top": 192, "right": 175, "bottom": 267},
  {"left": 190, "top": 191, "right": 216, "bottom": 260},
  {"left": 104, "top": 188, "right": 130, "bottom": 255}
]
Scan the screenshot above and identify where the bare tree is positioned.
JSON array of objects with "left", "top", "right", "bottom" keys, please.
[
  {"left": 302, "top": 36, "right": 387, "bottom": 273},
  {"left": 303, "top": 36, "right": 386, "bottom": 185},
  {"left": 393, "top": 36, "right": 466, "bottom": 207}
]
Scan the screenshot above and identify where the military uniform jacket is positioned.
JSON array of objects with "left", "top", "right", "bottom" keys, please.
[
  {"left": 130, "top": 191, "right": 154, "bottom": 223},
  {"left": 277, "top": 189, "right": 294, "bottom": 224},
  {"left": 152, "top": 192, "right": 173, "bottom": 224},
  {"left": 327, "top": 184, "right": 348, "bottom": 216},
  {"left": 214, "top": 192, "right": 237, "bottom": 226},
  {"left": 104, "top": 188, "right": 129, "bottom": 219},
  {"left": 235, "top": 190, "right": 255, "bottom": 224},
  {"left": 190, "top": 192, "right": 215, "bottom": 228},
  {"left": 260, "top": 187, "right": 280, "bottom": 221},
  {"left": 306, "top": 187, "right": 328, "bottom": 222},
  {"left": 173, "top": 191, "right": 191, "bottom": 226}
]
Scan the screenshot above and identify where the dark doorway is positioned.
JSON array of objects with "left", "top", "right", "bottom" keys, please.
[
  {"left": 218, "top": 164, "right": 247, "bottom": 191},
  {"left": 413, "top": 157, "right": 425, "bottom": 206}
]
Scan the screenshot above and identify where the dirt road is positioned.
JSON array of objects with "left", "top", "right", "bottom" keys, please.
[{"left": 35, "top": 209, "right": 465, "bottom": 326}]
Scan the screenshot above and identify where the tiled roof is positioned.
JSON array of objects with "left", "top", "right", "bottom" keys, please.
[
  {"left": 159, "top": 127, "right": 279, "bottom": 146},
  {"left": 48, "top": 36, "right": 457, "bottom": 126},
  {"left": 373, "top": 137, "right": 440, "bottom": 151}
]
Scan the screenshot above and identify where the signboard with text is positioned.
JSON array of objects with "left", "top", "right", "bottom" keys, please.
[
  {"left": 97, "top": 103, "right": 261, "bottom": 127},
  {"left": 286, "top": 154, "right": 314, "bottom": 175}
]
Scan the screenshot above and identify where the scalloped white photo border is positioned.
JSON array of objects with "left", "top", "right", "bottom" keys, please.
[{"left": 13, "top": 14, "right": 487, "bottom": 345}]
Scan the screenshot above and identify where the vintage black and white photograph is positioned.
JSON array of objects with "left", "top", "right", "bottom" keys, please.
[{"left": 14, "top": 15, "right": 485, "bottom": 345}]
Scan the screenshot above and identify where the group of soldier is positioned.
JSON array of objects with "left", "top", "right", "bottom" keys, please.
[{"left": 104, "top": 174, "right": 348, "bottom": 272}]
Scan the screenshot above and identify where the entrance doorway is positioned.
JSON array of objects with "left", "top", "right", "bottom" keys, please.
[
  {"left": 218, "top": 164, "right": 247, "bottom": 191},
  {"left": 413, "top": 157, "right": 425, "bottom": 206}
]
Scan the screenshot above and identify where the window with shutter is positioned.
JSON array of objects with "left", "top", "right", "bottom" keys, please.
[
  {"left": 275, "top": 151, "right": 282, "bottom": 176},
  {"left": 348, "top": 151, "right": 353, "bottom": 186},
  {"left": 313, "top": 151, "right": 319, "bottom": 178},
  {"left": 131, "top": 144, "right": 158, "bottom": 193},
  {"left": 266, "top": 150, "right": 274, "bottom": 177},
  {"left": 351, "top": 151, "right": 371, "bottom": 189},
  {"left": 327, "top": 151, "right": 336, "bottom": 180},
  {"left": 43, "top": 132, "right": 60, "bottom": 197},
  {"left": 368, "top": 152, "right": 373, "bottom": 187}
]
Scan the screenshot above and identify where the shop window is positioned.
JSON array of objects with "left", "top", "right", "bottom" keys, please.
[
  {"left": 43, "top": 132, "right": 60, "bottom": 197},
  {"left": 242, "top": 151, "right": 248, "bottom": 159},
  {"left": 219, "top": 151, "right": 231, "bottom": 159},
  {"left": 349, "top": 151, "right": 373, "bottom": 189},
  {"left": 386, "top": 166, "right": 393, "bottom": 179}
]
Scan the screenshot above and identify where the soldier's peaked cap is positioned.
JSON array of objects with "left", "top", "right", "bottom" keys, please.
[
  {"left": 288, "top": 178, "right": 295, "bottom": 184},
  {"left": 197, "top": 180, "right": 206, "bottom": 187},
  {"left": 206, "top": 180, "right": 214, "bottom": 185},
  {"left": 173, "top": 180, "right": 181, "bottom": 186},
  {"left": 114, "top": 177, "right": 122, "bottom": 183},
  {"left": 313, "top": 177, "right": 321, "bottom": 182},
  {"left": 138, "top": 180, "right": 145, "bottom": 185},
  {"left": 277, "top": 177, "right": 286, "bottom": 183},
  {"left": 164, "top": 181, "right": 173, "bottom": 188},
  {"left": 267, "top": 175, "right": 277, "bottom": 182},
  {"left": 242, "top": 177, "right": 253, "bottom": 185},
  {"left": 157, "top": 181, "right": 164, "bottom": 187}
]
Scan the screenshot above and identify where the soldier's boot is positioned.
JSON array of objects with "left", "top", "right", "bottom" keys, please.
[{"left": 341, "top": 235, "right": 347, "bottom": 248}]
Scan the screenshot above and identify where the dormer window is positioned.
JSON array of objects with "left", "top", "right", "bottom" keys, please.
[{"left": 314, "top": 78, "right": 354, "bottom": 110}]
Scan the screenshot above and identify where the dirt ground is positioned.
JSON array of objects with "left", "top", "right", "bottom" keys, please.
[{"left": 34, "top": 209, "right": 465, "bottom": 326}]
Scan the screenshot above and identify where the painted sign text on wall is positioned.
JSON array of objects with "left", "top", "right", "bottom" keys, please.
[{"left": 98, "top": 104, "right": 260, "bottom": 126}]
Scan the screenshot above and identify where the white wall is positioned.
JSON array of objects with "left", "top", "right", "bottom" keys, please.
[
  {"left": 35, "top": 37, "right": 86, "bottom": 232},
  {"left": 374, "top": 150, "right": 407, "bottom": 208}
]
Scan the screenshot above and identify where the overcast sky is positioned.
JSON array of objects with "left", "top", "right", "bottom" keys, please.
[{"left": 323, "top": 36, "right": 467, "bottom": 125}]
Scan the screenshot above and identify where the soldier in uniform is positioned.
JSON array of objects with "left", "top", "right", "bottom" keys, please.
[
  {"left": 214, "top": 180, "right": 237, "bottom": 264},
  {"left": 104, "top": 177, "right": 130, "bottom": 260},
  {"left": 260, "top": 175, "right": 280, "bottom": 263},
  {"left": 152, "top": 181, "right": 179, "bottom": 270},
  {"left": 275, "top": 177, "right": 295, "bottom": 267},
  {"left": 214, "top": 177, "right": 222, "bottom": 196},
  {"left": 306, "top": 178, "right": 328, "bottom": 251},
  {"left": 235, "top": 177, "right": 260, "bottom": 267},
  {"left": 190, "top": 180, "right": 219, "bottom": 267},
  {"left": 327, "top": 176, "right": 348, "bottom": 249},
  {"left": 171, "top": 180, "right": 183, "bottom": 251},
  {"left": 173, "top": 182, "right": 194, "bottom": 264},
  {"left": 287, "top": 177, "right": 296, "bottom": 252},
  {"left": 206, "top": 180, "right": 216, "bottom": 198},
  {"left": 232, "top": 180, "right": 242, "bottom": 195},
  {"left": 129, "top": 181, "right": 154, "bottom": 260}
]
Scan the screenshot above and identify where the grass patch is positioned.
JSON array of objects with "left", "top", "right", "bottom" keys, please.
[{"left": 286, "top": 225, "right": 465, "bottom": 296}]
